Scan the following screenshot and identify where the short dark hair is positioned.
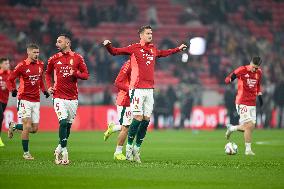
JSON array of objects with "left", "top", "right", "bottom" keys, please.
[
  {"left": 138, "top": 25, "right": 152, "bottom": 34},
  {"left": 251, "top": 56, "right": 262, "bottom": 66},
  {"left": 0, "top": 57, "right": 8, "bottom": 64},
  {"left": 59, "top": 33, "right": 72, "bottom": 41},
  {"left": 26, "top": 43, "right": 39, "bottom": 50}
]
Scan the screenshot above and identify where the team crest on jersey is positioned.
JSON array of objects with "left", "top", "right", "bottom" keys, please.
[
  {"left": 39, "top": 67, "right": 42, "bottom": 73},
  {"left": 247, "top": 78, "right": 257, "bottom": 88},
  {"left": 70, "top": 59, "right": 74, "bottom": 65}
]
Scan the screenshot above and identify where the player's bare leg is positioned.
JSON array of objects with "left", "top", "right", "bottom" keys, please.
[
  {"left": 114, "top": 125, "right": 128, "bottom": 160},
  {"left": 226, "top": 121, "right": 255, "bottom": 155},
  {"left": 22, "top": 118, "right": 34, "bottom": 160},
  {"left": 8, "top": 121, "right": 16, "bottom": 139}
]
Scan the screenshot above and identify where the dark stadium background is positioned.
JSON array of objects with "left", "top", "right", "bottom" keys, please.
[{"left": 1, "top": 0, "right": 284, "bottom": 131}]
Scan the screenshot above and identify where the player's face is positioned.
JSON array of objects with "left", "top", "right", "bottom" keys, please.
[
  {"left": 250, "top": 63, "right": 259, "bottom": 72},
  {"left": 0, "top": 60, "right": 10, "bottom": 71},
  {"left": 140, "top": 29, "right": 153, "bottom": 43},
  {"left": 28, "top": 48, "right": 40, "bottom": 62},
  {"left": 56, "top": 36, "right": 69, "bottom": 51}
]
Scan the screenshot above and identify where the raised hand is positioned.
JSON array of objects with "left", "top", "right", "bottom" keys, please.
[
  {"left": 103, "top": 40, "right": 111, "bottom": 46},
  {"left": 179, "top": 44, "right": 188, "bottom": 51}
]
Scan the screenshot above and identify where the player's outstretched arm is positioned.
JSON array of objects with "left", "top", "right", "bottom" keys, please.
[
  {"left": 157, "top": 44, "right": 187, "bottom": 58},
  {"left": 103, "top": 40, "right": 133, "bottom": 56}
]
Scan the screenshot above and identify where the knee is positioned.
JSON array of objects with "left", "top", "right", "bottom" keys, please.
[
  {"left": 60, "top": 119, "right": 68, "bottom": 128},
  {"left": 244, "top": 122, "right": 254, "bottom": 130},
  {"left": 134, "top": 115, "right": 143, "bottom": 121},
  {"left": 30, "top": 128, "right": 38, "bottom": 134}
]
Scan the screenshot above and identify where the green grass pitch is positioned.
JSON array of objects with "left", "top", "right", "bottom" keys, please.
[{"left": 0, "top": 129, "right": 284, "bottom": 189}]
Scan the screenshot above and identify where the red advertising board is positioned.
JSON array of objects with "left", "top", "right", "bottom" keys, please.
[{"left": 1, "top": 106, "right": 276, "bottom": 131}]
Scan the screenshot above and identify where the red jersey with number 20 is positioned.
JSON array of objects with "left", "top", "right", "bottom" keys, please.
[
  {"left": 234, "top": 65, "right": 262, "bottom": 106},
  {"left": 115, "top": 60, "right": 131, "bottom": 107}
]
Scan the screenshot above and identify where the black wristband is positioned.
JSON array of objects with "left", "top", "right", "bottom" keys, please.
[{"left": 231, "top": 73, "right": 237, "bottom": 82}]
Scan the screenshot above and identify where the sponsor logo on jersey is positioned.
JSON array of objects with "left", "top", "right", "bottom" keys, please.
[
  {"left": 247, "top": 78, "right": 257, "bottom": 88},
  {"left": 57, "top": 61, "right": 62, "bottom": 65},
  {"left": 26, "top": 69, "right": 30, "bottom": 73},
  {"left": 245, "top": 74, "right": 249, "bottom": 77},
  {"left": 29, "top": 74, "right": 40, "bottom": 85},
  {"left": 60, "top": 66, "right": 72, "bottom": 77}
]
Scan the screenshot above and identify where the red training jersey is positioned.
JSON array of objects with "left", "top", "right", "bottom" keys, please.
[
  {"left": 0, "top": 70, "right": 10, "bottom": 104},
  {"left": 106, "top": 41, "right": 181, "bottom": 89},
  {"left": 233, "top": 65, "right": 262, "bottom": 106},
  {"left": 46, "top": 51, "right": 89, "bottom": 100},
  {"left": 7, "top": 59, "right": 46, "bottom": 102},
  {"left": 115, "top": 60, "right": 131, "bottom": 107}
]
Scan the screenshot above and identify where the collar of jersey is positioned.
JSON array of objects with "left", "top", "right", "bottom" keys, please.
[
  {"left": 24, "top": 58, "right": 40, "bottom": 65},
  {"left": 58, "top": 50, "right": 75, "bottom": 57}
]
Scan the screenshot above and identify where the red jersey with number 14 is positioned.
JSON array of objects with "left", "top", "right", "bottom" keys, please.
[
  {"left": 115, "top": 60, "right": 131, "bottom": 107},
  {"left": 234, "top": 65, "right": 262, "bottom": 106},
  {"left": 106, "top": 42, "right": 181, "bottom": 89}
]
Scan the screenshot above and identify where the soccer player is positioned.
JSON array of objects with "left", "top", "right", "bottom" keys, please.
[
  {"left": 46, "top": 34, "right": 89, "bottom": 165},
  {"left": 7, "top": 44, "right": 49, "bottom": 159},
  {"left": 104, "top": 60, "right": 132, "bottom": 160},
  {"left": 0, "top": 58, "right": 11, "bottom": 147},
  {"left": 103, "top": 25, "right": 187, "bottom": 162},
  {"left": 225, "top": 56, "right": 263, "bottom": 155}
]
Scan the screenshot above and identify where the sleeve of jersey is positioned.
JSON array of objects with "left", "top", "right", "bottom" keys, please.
[
  {"left": 46, "top": 58, "right": 54, "bottom": 89},
  {"left": 114, "top": 70, "right": 129, "bottom": 92},
  {"left": 105, "top": 44, "right": 133, "bottom": 55},
  {"left": 73, "top": 56, "right": 89, "bottom": 80},
  {"left": 157, "top": 47, "right": 181, "bottom": 58},
  {"left": 234, "top": 66, "right": 245, "bottom": 77},
  {"left": 6, "top": 66, "right": 21, "bottom": 91}
]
